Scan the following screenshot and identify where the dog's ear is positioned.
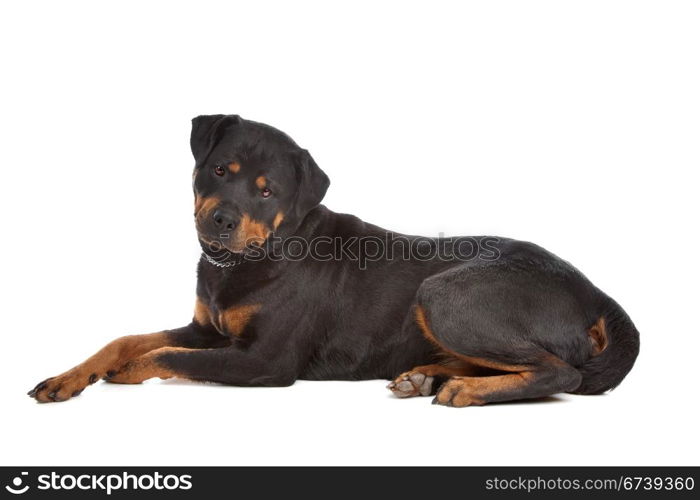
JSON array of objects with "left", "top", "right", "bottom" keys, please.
[
  {"left": 190, "top": 114, "right": 241, "bottom": 161},
  {"left": 293, "top": 149, "right": 330, "bottom": 219}
]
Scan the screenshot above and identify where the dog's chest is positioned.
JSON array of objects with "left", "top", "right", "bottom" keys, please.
[
  {"left": 197, "top": 291, "right": 263, "bottom": 338},
  {"left": 216, "top": 299, "right": 261, "bottom": 338}
]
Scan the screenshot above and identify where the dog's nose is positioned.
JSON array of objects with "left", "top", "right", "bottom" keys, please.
[{"left": 212, "top": 208, "right": 237, "bottom": 231}]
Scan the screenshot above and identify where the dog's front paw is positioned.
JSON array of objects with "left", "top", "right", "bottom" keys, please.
[
  {"left": 387, "top": 370, "right": 435, "bottom": 398},
  {"left": 27, "top": 369, "right": 100, "bottom": 403}
]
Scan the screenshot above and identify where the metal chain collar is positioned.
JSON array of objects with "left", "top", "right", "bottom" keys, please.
[{"left": 201, "top": 252, "right": 244, "bottom": 268}]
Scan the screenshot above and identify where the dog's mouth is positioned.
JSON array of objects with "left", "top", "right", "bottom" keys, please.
[
  {"left": 196, "top": 213, "right": 274, "bottom": 256},
  {"left": 198, "top": 233, "right": 245, "bottom": 254},
  {"left": 197, "top": 229, "right": 267, "bottom": 256}
]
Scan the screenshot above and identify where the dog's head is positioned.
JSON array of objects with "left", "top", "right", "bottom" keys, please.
[{"left": 190, "top": 115, "right": 330, "bottom": 254}]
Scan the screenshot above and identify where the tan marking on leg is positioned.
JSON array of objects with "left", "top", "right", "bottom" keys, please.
[
  {"left": 228, "top": 162, "right": 241, "bottom": 173},
  {"left": 388, "top": 362, "right": 484, "bottom": 398},
  {"left": 30, "top": 332, "right": 173, "bottom": 402},
  {"left": 194, "top": 297, "right": 212, "bottom": 326},
  {"left": 414, "top": 305, "right": 530, "bottom": 372},
  {"left": 435, "top": 372, "right": 536, "bottom": 407},
  {"left": 255, "top": 176, "right": 267, "bottom": 189},
  {"left": 107, "top": 347, "right": 194, "bottom": 384},
  {"left": 588, "top": 316, "right": 608, "bottom": 355},
  {"left": 389, "top": 359, "right": 495, "bottom": 396},
  {"left": 219, "top": 304, "right": 261, "bottom": 336},
  {"left": 406, "top": 363, "right": 482, "bottom": 378}
]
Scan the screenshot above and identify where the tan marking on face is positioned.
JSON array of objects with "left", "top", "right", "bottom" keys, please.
[
  {"left": 229, "top": 162, "right": 241, "bottom": 173},
  {"left": 273, "top": 211, "right": 285, "bottom": 230},
  {"left": 255, "top": 176, "right": 267, "bottom": 189},
  {"left": 194, "top": 297, "right": 212, "bottom": 326},
  {"left": 232, "top": 213, "right": 271, "bottom": 249},
  {"left": 588, "top": 316, "right": 608, "bottom": 356},
  {"left": 219, "top": 304, "right": 262, "bottom": 336},
  {"left": 195, "top": 196, "right": 219, "bottom": 220}
]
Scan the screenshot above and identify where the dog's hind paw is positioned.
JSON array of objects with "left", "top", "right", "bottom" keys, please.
[{"left": 387, "top": 371, "right": 435, "bottom": 398}]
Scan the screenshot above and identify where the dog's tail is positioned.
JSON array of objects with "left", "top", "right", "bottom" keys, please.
[{"left": 570, "top": 296, "right": 640, "bottom": 395}]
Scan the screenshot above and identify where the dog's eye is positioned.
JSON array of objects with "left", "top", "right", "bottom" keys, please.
[
  {"left": 214, "top": 165, "right": 225, "bottom": 176},
  {"left": 261, "top": 188, "right": 272, "bottom": 198}
]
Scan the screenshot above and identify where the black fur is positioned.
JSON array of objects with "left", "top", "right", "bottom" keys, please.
[
  {"left": 179, "top": 115, "right": 639, "bottom": 394},
  {"left": 29, "top": 114, "right": 640, "bottom": 405}
]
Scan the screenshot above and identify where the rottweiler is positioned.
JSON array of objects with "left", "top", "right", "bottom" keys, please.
[{"left": 28, "top": 115, "right": 640, "bottom": 407}]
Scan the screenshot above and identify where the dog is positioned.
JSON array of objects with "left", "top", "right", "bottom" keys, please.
[{"left": 28, "top": 115, "right": 640, "bottom": 406}]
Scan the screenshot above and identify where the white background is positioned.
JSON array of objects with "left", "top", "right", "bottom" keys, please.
[{"left": 1, "top": 0, "right": 698, "bottom": 466}]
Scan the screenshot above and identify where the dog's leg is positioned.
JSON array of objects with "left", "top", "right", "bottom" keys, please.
[
  {"left": 28, "top": 324, "right": 228, "bottom": 402},
  {"left": 410, "top": 301, "right": 582, "bottom": 407},
  {"left": 432, "top": 358, "right": 581, "bottom": 407},
  {"left": 388, "top": 362, "right": 483, "bottom": 398},
  {"left": 106, "top": 346, "right": 297, "bottom": 387}
]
